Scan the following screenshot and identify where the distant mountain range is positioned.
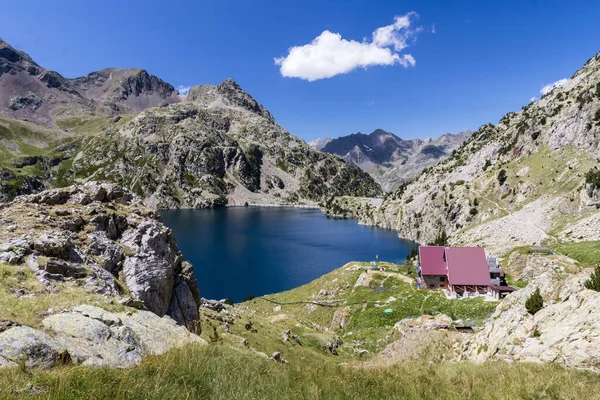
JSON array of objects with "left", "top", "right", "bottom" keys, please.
[
  {"left": 0, "top": 38, "right": 181, "bottom": 127},
  {"left": 310, "top": 129, "right": 472, "bottom": 191},
  {"left": 0, "top": 37, "right": 381, "bottom": 206}
]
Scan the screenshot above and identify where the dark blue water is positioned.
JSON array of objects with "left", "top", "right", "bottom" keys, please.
[{"left": 160, "top": 207, "right": 415, "bottom": 302}]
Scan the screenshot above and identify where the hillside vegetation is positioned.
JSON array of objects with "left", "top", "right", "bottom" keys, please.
[
  {"left": 0, "top": 38, "right": 382, "bottom": 208},
  {"left": 1, "top": 345, "right": 599, "bottom": 400},
  {"left": 324, "top": 52, "right": 600, "bottom": 254}
]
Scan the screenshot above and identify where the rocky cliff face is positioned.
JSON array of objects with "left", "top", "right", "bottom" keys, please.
[
  {"left": 312, "top": 129, "right": 472, "bottom": 191},
  {"left": 0, "top": 183, "right": 205, "bottom": 368},
  {"left": 462, "top": 253, "right": 599, "bottom": 370},
  {"left": 334, "top": 52, "right": 600, "bottom": 251},
  {"left": 0, "top": 182, "right": 201, "bottom": 328},
  {"left": 0, "top": 39, "right": 381, "bottom": 207},
  {"left": 62, "top": 79, "right": 381, "bottom": 208}
]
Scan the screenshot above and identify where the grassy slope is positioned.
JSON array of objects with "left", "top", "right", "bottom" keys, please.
[
  {"left": 0, "top": 260, "right": 598, "bottom": 399},
  {"left": 553, "top": 241, "right": 600, "bottom": 268},
  {"left": 0, "top": 114, "right": 136, "bottom": 197},
  {"left": 227, "top": 262, "right": 497, "bottom": 358},
  {"left": 1, "top": 345, "right": 599, "bottom": 399},
  {"left": 0, "top": 264, "right": 127, "bottom": 328}
]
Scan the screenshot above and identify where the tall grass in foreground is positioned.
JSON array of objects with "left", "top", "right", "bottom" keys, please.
[{"left": 0, "top": 344, "right": 599, "bottom": 400}]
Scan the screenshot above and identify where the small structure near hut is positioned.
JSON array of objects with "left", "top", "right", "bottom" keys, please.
[{"left": 531, "top": 246, "right": 553, "bottom": 255}]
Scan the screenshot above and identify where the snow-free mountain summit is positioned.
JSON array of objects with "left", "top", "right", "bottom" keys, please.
[{"left": 0, "top": 38, "right": 381, "bottom": 207}]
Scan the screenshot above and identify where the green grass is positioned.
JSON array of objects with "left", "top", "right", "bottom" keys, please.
[
  {"left": 505, "top": 272, "right": 529, "bottom": 288},
  {"left": 0, "top": 344, "right": 599, "bottom": 399},
  {"left": 0, "top": 264, "right": 127, "bottom": 328},
  {"left": 238, "top": 262, "right": 498, "bottom": 356},
  {"left": 553, "top": 241, "right": 600, "bottom": 268},
  {"left": 467, "top": 146, "right": 596, "bottom": 232},
  {"left": 55, "top": 115, "right": 133, "bottom": 134}
]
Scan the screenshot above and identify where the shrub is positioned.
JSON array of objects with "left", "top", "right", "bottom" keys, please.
[
  {"left": 405, "top": 195, "right": 414, "bottom": 204},
  {"left": 430, "top": 230, "right": 448, "bottom": 246},
  {"left": 469, "top": 207, "right": 478, "bottom": 216},
  {"left": 525, "top": 288, "right": 543, "bottom": 315},
  {"left": 208, "top": 324, "right": 221, "bottom": 343},
  {"left": 585, "top": 167, "right": 600, "bottom": 190},
  {"left": 406, "top": 247, "right": 418, "bottom": 262},
  {"left": 594, "top": 108, "right": 600, "bottom": 122},
  {"left": 473, "top": 198, "right": 479, "bottom": 206},
  {"left": 482, "top": 159, "right": 492, "bottom": 171},
  {"left": 531, "top": 131, "right": 540, "bottom": 140},
  {"left": 497, "top": 169, "right": 508, "bottom": 186},
  {"left": 584, "top": 265, "right": 600, "bottom": 292}
]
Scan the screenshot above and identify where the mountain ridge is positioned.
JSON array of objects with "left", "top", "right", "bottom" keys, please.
[
  {"left": 0, "top": 38, "right": 382, "bottom": 208},
  {"left": 311, "top": 129, "right": 472, "bottom": 190},
  {"left": 325, "top": 50, "right": 600, "bottom": 252}
]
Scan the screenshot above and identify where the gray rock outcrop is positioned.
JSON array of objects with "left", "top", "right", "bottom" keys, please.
[
  {"left": 330, "top": 52, "right": 600, "bottom": 250},
  {"left": 463, "top": 266, "right": 600, "bottom": 370},
  {"left": 0, "top": 305, "right": 205, "bottom": 369},
  {"left": 0, "top": 183, "right": 202, "bottom": 329}
]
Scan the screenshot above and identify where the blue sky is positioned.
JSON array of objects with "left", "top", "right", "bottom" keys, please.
[{"left": 2, "top": 0, "right": 600, "bottom": 141}]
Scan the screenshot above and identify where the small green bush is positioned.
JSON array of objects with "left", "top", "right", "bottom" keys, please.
[
  {"left": 585, "top": 167, "right": 600, "bottom": 190},
  {"left": 430, "top": 230, "right": 448, "bottom": 246},
  {"left": 469, "top": 207, "right": 478, "bottom": 216},
  {"left": 406, "top": 247, "right": 418, "bottom": 262},
  {"left": 497, "top": 169, "right": 508, "bottom": 186},
  {"left": 584, "top": 265, "right": 600, "bottom": 292},
  {"left": 525, "top": 288, "right": 543, "bottom": 315}
]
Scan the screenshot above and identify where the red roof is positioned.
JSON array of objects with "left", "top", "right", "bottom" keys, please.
[
  {"left": 445, "top": 247, "right": 491, "bottom": 287},
  {"left": 418, "top": 246, "right": 447, "bottom": 276},
  {"left": 491, "top": 285, "right": 516, "bottom": 292}
]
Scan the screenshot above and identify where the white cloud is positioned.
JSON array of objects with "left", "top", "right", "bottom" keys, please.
[
  {"left": 176, "top": 85, "right": 191, "bottom": 96},
  {"left": 540, "top": 78, "right": 568, "bottom": 95},
  {"left": 431, "top": 24, "right": 436, "bottom": 34},
  {"left": 274, "top": 12, "right": 420, "bottom": 81},
  {"left": 530, "top": 97, "right": 537, "bottom": 102}
]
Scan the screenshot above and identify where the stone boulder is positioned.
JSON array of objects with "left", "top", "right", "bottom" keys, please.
[
  {"left": 0, "top": 235, "right": 31, "bottom": 265},
  {"left": 0, "top": 305, "right": 206, "bottom": 369},
  {"left": 120, "top": 220, "right": 180, "bottom": 317},
  {"left": 43, "top": 258, "right": 88, "bottom": 279},
  {"left": 0, "top": 326, "right": 65, "bottom": 369},
  {"left": 463, "top": 269, "right": 600, "bottom": 370}
]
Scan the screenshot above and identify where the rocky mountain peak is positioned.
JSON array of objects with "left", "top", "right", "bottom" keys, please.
[
  {"left": 318, "top": 129, "right": 472, "bottom": 191},
  {"left": 67, "top": 67, "right": 179, "bottom": 111},
  {"left": 186, "top": 78, "right": 274, "bottom": 121},
  {"left": 0, "top": 38, "right": 36, "bottom": 66}
]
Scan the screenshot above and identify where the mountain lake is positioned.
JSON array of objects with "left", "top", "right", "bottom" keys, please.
[{"left": 160, "top": 207, "right": 416, "bottom": 302}]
